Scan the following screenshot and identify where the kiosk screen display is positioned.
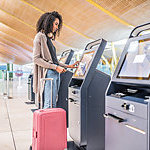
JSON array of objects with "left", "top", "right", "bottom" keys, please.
[
  {"left": 74, "top": 51, "right": 95, "bottom": 77},
  {"left": 118, "top": 39, "right": 150, "bottom": 79}
]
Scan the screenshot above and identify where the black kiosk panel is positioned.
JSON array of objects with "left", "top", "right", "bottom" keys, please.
[
  {"left": 57, "top": 49, "right": 74, "bottom": 127},
  {"left": 105, "top": 23, "right": 150, "bottom": 150},
  {"left": 69, "top": 39, "right": 110, "bottom": 150}
]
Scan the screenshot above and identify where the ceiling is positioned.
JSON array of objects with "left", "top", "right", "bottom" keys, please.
[{"left": 0, "top": 0, "right": 150, "bottom": 64}]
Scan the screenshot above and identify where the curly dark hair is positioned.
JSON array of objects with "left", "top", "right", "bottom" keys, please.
[{"left": 36, "top": 11, "right": 63, "bottom": 40}]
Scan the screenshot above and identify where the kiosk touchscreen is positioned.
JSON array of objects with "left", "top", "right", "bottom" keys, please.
[
  {"left": 105, "top": 23, "right": 150, "bottom": 150},
  {"left": 69, "top": 39, "right": 110, "bottom": 150},
  {"left": 118, "top": 39, "right": 150, "bottom": 79},
  {"left": 74, "top": 51, "right": 95, "bottom": 77}
]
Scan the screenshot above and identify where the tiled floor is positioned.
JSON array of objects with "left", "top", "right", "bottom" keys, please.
[
  {"left": 0, "top": 79, "right": 73, "bottom": 150},
  {"left": 0, "top": 79, "right": 36, "bottom": 150}
]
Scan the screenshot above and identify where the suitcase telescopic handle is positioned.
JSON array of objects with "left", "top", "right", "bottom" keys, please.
[
  {"left": 103, "top": 113, "right": 125, "bottom": 123},
  {"left": 40, "top": 78, "right": 53, "bottom": 109}
]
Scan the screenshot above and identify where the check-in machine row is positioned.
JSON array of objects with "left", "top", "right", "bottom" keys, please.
[
  {"left": 105, "top": 22, "right": 150, "bottom": 150},
  {"left": 68, "top": 22, "right": 150, "bottom": 150},
  {"left": 68, "top": 39, "right": 110, "bottom": 150}
]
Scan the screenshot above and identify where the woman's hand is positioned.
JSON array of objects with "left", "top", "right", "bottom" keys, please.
[
  {"left": 67, "top": 61, "right": 80, "bottom": 68},
  {"left": 56, "top": 66, "right": 66, "bottom": 73}
]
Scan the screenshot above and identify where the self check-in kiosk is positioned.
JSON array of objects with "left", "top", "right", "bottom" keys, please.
[
  {"left": 40, "top": 50, "right": 74, "bottom": 110},
  {"left": 57, "top": 49, "right": 74, "bottom": 127},
  {"left": 68, "top": 39, "right": 110, "bottom": 149},
  {"left": 28, "top": 74, "right": 35, "bottom": 102},
  {"left": 105, "top": 23, "right": 150, "bottom": 150},
  {"left": 59, "top": 49, "right": 74, "bottom": 65}
]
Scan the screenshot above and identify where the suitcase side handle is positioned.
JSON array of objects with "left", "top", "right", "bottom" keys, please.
[{"left": 40, "top": 78, "right": 53, "bottom": 109}]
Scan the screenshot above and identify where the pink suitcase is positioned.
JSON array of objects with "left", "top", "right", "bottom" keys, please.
[
  {"left": 32, "top": 78, "right": 67, "bottom": 150},
  {"left": 32, "top": 108, "right": 67, "bottom": 150}
]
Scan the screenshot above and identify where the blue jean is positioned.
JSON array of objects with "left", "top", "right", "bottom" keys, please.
[{"left": 43, "top": 69, "right": 60, "bottom": 109}]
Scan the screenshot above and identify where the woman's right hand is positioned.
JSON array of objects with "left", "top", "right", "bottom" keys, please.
[{"left": 56, "top": 66, "right": 66, "bottom": 73}]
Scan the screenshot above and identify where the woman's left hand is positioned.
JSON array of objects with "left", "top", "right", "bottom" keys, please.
[{"left": 67, "top": 61, "right": 80, "bottom": 68}]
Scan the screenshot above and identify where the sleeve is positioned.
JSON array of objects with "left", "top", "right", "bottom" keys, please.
[{"left": 33, "top": 37, "right": 57, "bottom": 70}]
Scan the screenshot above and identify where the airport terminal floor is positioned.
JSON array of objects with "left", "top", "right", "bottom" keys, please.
[
  {"left": 0, "top": 80, "right": 34, "bottom": 150},
  {"left": 0, "top": 80, "right": 72, "bottom": 150}
]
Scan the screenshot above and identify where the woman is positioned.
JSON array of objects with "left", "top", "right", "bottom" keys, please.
[{"left": 33, "top": 11, "right": 78, "bottom": 109}]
